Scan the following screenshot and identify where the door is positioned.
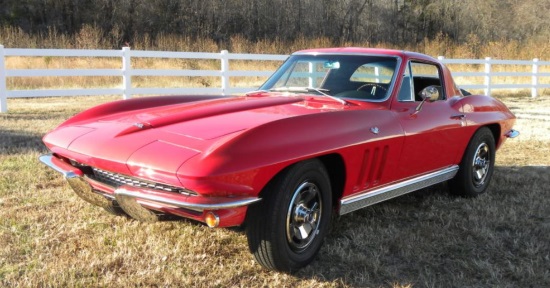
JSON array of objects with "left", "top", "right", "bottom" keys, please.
[{"left": 391, "top": 61, "right": 465, "bottom": 179}]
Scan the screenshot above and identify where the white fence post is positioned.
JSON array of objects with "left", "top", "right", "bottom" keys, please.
[
  {"left": 220, "top": 50, "right": 229, "bottom": 95},
  {"left": 532, "top": 58, "right": 539, "bottom": 98},
  {"left": 122, "top": 47, "right": 132, "bottom": 99},
  {"left": 484, "top": 57, "right": 492, "bottom": 96},
  {"left": 308, "top": 61, "right": 314, "bottom": 87},
  {"left": 0, "top": 45, "right": 7, "bottom": 113}
]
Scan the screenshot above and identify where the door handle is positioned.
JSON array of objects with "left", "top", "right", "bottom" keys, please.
[{"left": 451, "top": 114, "right": 465, "bottom": 120}]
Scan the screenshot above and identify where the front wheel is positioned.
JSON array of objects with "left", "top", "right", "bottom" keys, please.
[
  {"left": 246, "top": 159, "right": 332, "bottom": 272},
  {"left": 450, "top": 127, "right": 496, "bottom": 197}
]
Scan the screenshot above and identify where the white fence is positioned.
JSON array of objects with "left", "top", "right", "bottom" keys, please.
[
  {"left": 0, "top": 46, "right": 287, "bottom": 113},
  {"left": 438, "top": 56, "right": 550, "bottom": 99},
  {"left": 1, "top": 45, "right": 549, "bottom": 113}
]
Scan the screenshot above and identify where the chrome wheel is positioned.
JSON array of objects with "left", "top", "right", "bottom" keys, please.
[
  {"left": 472, "top": 142, "right": 490, "bottom": 187},
  {"left": 286, "top": 182, "right": 322, "bottom": 252}
]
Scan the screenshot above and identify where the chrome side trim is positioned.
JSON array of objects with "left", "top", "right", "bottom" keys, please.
[
  {"left": 339, "top": 165, "right": 459, "bottom": 215},
  {"left": 115, "top": 187, "right": 261, "bottom": 212},
  {"left": 505, "top": 129, "right": 520, "bottom": 138}
]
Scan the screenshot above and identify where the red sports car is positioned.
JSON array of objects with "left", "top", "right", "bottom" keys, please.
[{"left": 40, "top": 48, "right": 518, "bottom": 272}]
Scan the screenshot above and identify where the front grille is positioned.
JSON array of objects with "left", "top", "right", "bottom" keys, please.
[{"left": 71, "top": 161, "right": 195, "bottom": 196}]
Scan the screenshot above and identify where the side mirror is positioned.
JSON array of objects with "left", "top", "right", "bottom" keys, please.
[
  {"left": 419, "top": 85, "right": 440, "bottom": 102},
  {"left": 414, "top": 85, "right": 440, "bottom": 113}
]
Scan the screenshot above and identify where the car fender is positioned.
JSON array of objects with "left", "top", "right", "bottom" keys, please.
[
  {"left": 452, "top": 95, "right": 516, "bottom": 161},
  {"left": 177, "top": 108, "right": 405, "bottom": 197}
]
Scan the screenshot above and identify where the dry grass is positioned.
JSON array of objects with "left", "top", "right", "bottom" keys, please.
[{"left": 1, "top": 95, "right": 549, "bottom": 287}]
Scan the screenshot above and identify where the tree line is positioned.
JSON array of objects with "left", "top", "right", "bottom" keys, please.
[{"left": 1, "top": 0, "right": 548, "bottom": 50}]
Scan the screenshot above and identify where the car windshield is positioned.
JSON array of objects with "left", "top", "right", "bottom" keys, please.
[{"left": 260, "top": 54, "right": 399, "bottom": 102}]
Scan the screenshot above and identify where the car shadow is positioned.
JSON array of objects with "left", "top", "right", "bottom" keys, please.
[
  {"left": 291, "top": 165, "right": 550, "bottom": 287},
  {"left": 0, "top": 128, "right": 48, "bottom": 156}
]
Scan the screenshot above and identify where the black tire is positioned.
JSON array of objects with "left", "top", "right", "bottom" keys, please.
[
  {"left": 246, "top": 159, "right": 332, "bottom": 272},
  {"left": 450, "top": 127, "right": 495, "bottom": 197}
]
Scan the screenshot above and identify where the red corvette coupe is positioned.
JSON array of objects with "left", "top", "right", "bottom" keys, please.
[{"left": 40, "top": 48, "right": 518, "bottom": 272}]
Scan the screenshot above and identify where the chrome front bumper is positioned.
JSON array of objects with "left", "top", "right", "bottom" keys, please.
[{"left": 39, "top": 154, "right": 261, "bottom": 224}]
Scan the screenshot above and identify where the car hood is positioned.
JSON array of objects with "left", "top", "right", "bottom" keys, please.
[{"left": 43, "top": 95, "right": 353, "bottom": 185}]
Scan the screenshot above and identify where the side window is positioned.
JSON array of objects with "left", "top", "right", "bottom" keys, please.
[
  {"left": 410, "top": 62, "right": 445, "bottom": 101},
  {"left": 398, "top": 62, "right": 413, "bottom": 101}
]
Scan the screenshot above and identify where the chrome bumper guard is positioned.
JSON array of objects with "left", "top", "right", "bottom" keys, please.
[
  {"left": 39, "top": 154, "right": 114, "bottom": 209},
  {"left": 39, "top": 154, "right": 261, "bottom": 216}
]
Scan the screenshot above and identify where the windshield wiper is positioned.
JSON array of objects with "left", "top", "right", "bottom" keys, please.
[
  {"left": 269, "top": 87, "right": 348, "bottom": 105},
  {"left": 305, "top": 88, "right": 348, "bottom": 105},
  {"left": 269, "top": 87, "right": 309, "bottom": 93},
  {"left": 245, "top": 89, "right": 269, "bottom": 95}
]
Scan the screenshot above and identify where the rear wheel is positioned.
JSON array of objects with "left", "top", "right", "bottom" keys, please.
[
  {"left": 246, "top": 159, "right": 332, "bottom": 272},
  {"left": 450, "top": 127, "right": 495, "bottom": 197}
]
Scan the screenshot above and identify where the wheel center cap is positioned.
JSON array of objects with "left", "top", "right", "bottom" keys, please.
[
  {"left": 475, "top": 157, "right": 487, "bottom": 168},
  {"left": 294, "top": 204, "right": 317, "bottom": 224}
]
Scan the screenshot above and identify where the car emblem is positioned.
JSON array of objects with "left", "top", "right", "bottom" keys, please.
[
  {"left": 133, "top": 123, "right": 145, "bottom": 129},
  {"left": 370, "top": 127, "right": 379, "bottom": 134}
]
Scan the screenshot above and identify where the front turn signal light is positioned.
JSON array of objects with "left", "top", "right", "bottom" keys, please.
[{"left": 205, "top": 211, "right": 219, "bottom": 228}]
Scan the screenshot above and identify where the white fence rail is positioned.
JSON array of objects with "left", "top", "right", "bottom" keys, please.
[
  {"left": 1, "top": 45, "right": 549, "bottom": 113},
  {"left": 438, "top": 56, "right": 550, "bottom": 98}
]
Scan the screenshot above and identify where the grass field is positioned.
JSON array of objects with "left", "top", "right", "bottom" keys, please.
[{"left": 1, "top": 94, "right": 549, "bottom": 287}]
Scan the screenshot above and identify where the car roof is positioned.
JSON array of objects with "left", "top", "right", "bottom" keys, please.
[{"left": 293, "top": 47, "right": 438, "bottom": 63}]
